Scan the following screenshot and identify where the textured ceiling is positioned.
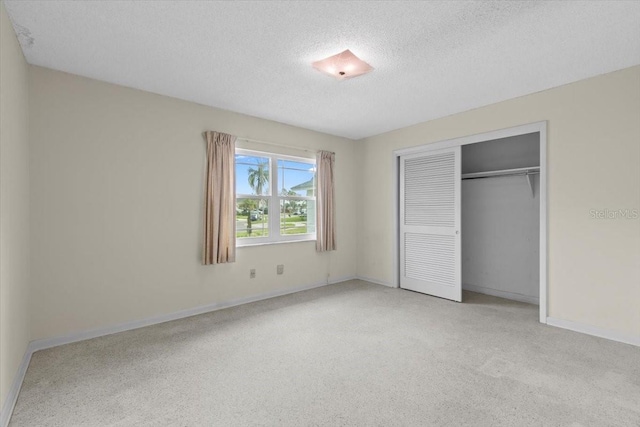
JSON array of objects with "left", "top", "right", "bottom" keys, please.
[{"left": 4, "top": 1, "right": 640, "bottom": 139}]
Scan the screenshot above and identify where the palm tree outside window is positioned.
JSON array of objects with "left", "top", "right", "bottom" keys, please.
[{"left": 235, "top": 149, "right": 316, "bottom": 245}]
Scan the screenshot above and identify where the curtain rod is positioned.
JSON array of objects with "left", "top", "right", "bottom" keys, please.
[{"left": 236, "top": 136, "right": 319, "bottom": 154}]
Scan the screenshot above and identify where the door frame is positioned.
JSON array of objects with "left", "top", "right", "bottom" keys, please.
[{"left": 392, "top": 121, "right": 548, "bottom": 323}]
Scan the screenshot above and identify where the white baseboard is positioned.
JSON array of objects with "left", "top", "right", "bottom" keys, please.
[
  {"left": 546, "top": 317, "right": 640, "bottom": 347},
  {"left": 356, "top": 275, "right": 397, "bottom": 288},
  {"left": 338, "top": 278, "right": 640, "bottom": 348},
  {"left": 30, "top": 275, "right": 354, "bottom": 353},
  {"left": 0, "top": 348, "right": 32, "bottom": 427},
  {"left": 462, "top": 284, "right": 539, "bottom": 305},
  {"left": 0, "top": 275, "right": 355, "bottom": 426},
  {"left": 329, "top": 275, "right": 356, "bottom": 285}
]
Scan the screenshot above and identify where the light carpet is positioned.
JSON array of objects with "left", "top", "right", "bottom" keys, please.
[{"left": 10, "top": 280, "right": 640, "bottom": 426}]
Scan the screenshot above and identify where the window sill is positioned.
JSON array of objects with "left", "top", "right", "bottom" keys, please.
[{"left": 237, "top": 239, "right": 316, "bottom": 248}]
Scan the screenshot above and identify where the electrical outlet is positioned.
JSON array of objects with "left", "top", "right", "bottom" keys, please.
[
  {"left": 250, "top": 269, "right": 256, "bottom": 279},
  {"left": 277, "top": 264, "right": 284, "bottom": 275}
]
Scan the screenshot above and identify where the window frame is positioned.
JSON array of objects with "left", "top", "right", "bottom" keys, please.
[{"left": 235, "top": 148, "right": 316, "bottom": 247}]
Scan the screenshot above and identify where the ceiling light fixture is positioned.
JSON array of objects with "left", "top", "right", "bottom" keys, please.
[{"left": 312, "top": 49, "right": 373, "bottom": 81}]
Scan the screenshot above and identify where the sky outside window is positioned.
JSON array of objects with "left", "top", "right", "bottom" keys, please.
[
  {"left": 278, "top": 159, "right": 315, "bottom": 196},
  {"left": 235, "top": 155, "right": 315, "bottom": 196}
]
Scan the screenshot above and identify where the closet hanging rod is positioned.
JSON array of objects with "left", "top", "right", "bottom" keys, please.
[{"left": 461, "top": 166, "right": 540, "bottom": 180}]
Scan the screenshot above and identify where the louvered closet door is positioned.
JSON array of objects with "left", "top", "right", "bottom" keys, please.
[{"left": 400, "top": 147, "right": 461, "bottom": 301}]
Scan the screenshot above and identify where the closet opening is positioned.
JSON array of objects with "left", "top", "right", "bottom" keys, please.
[
  {"left": 393, "top": 122, "right": 547, "bottom": 323},
  {"left": 461, "top": 133, "right": 540, "bottom": 306}
]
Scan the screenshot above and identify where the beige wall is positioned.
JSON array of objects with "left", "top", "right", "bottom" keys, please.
[
  {"left": 357, "top": 66, "right": 640, "bottom": 338},
  {"left": 6, "top": 14, "right": 640, "bottom": 370},
  {"left": 0, "top": 1, "right": 30, "bottom": 406},
  {"left": 28, "top": 66, "right": 357, "bottom": 340}
]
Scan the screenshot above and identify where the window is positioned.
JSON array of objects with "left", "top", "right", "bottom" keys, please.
[{"left": 235, "top": 149, "right": 316, "bottom": 245}]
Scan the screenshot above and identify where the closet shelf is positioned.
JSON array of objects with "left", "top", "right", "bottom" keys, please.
[{"left": 461, "top": 166, "right": 540, "bottom": 197}]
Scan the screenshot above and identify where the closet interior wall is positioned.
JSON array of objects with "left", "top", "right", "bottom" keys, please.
[{"left": 461, "top": 133, "right": 540, "bottom": 305}]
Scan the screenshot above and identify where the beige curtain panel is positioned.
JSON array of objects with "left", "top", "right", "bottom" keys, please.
[
  {"left": 202, "top": 131, "right": 237, "bottom": 265},
  {"left": 316, "top": 150, "right": 337, "bottom": 252}
]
